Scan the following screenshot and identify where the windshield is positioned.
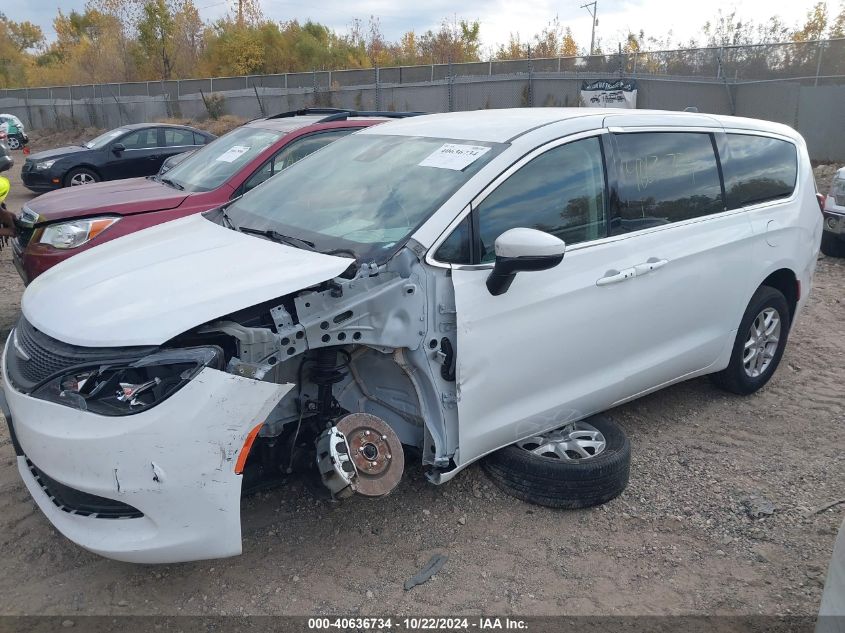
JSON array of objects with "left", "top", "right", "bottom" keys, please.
[
  {"left": 162, "top": 126, "right": 283, "bottom": 192},
  {"left": 223, "top": 134, "right": 505, "bottom": 263},
  {"left": 85, "top": 129, "right": 127, "bottom": 149}
]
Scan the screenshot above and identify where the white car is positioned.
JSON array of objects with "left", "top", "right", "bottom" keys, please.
[
  {"left": 0, "top": 109, "right": 822, "bottom": 563},
  {"left": 0, "top": 113, "right": 28, "bottom": 150},
  {"left": 821, "top": 166, "right": 845, "bottom": 257}
]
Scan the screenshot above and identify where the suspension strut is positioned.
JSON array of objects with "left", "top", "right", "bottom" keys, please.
[{"left": 309, "top": 348, "right": 348, "bottom": 422}]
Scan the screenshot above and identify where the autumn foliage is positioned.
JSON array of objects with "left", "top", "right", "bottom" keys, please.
[{"left": 0, "top": 0, "right": 843, "bottom": 89}]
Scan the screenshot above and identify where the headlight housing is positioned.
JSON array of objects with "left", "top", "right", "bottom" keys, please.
[
  {"left": 831, "top": 177, "right": 845, "bottom": 206},
  {"left": 39, "top": 217, "right": 120, "bottom": 249},
  {"left": 31, "top": 347, "right": 223, "bottom": 416},
  {"left": 35, "top": 159, "right": 57, "bottom": 170}
]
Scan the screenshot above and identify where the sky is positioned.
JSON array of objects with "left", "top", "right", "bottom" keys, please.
[{"left": 11, "top": 0, "right": 836, "bottom": 54}]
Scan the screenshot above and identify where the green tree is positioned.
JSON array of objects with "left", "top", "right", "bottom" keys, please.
[
  {"left": 417, "top": 18, "right": 481, "bottom": 63},
  {"left": 832, "top": 2, "right": 845, "bottom": 37},
  {"left": 85, "top": 0, "right": 140, "bottom": 81},
  {"left": 137, "top": 0, "right": 176, "bottom": 80},
  {"left": 495, "top": 33, "right": 527, "bottom": 60},
  {"left": 171, "top": 0, "right": 204, "bottom": 77},
  {"left": 534, "top": 17, "right": 578, "bottom": 58},
  {"left": 2, "top": 17, "right": 44, "bottom": 52},
  {"left": 793, "top": 2, "right": 828, "bottom": 41}
]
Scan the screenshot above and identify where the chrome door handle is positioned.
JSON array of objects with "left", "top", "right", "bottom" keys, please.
[
  {"left": 633, "top": 258, "right": 669, "bottom": 276},
  {"left": 596, "top": 267, "right": 636, "bottom": 286}
]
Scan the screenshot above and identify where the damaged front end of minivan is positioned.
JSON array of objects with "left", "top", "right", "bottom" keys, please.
[
  {"left": 1, "top": 223, "right": 462, "bottom": 563},
  {"left": 168, "top": 242, "right": 463, "bottom": 500}
]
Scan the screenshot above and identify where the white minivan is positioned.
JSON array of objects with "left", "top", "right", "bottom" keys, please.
[{"left": 0, "top": 109, "right": 822, "bottom": 563}]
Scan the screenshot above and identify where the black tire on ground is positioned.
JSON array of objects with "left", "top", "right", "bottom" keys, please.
[
  {"left": 821, "top": 232, "right": 845, "bottom": 258},
  {"left": 481, "top": 414, "right": 630, "bottom": 509},
  {"left": 64, "top": 167, "right": 100, "bottom": 187},
  {"left": 710, "top": 285, "right": 791, "bottom": 395}
]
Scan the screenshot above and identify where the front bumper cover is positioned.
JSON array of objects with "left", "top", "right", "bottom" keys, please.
[
  {"left": 2, "top": 339, "right": 291, "bottom": 563},
  {"left": 20, "top": 166, "right": 61, "bottom": 192}
]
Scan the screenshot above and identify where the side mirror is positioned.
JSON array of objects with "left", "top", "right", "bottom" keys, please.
[
  {"left": 112, "top": 143, "right": 125, "bottom": 154},
  {"left": 486, "top": 228, "right": 565, "bottom": 296}
]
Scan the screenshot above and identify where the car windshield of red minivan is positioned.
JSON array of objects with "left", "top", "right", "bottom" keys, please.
[{"left": 161, "top": 126, "right": 284, "bottom": 193}]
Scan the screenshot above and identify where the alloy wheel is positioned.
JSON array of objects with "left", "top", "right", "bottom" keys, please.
[
  {"left": 70, "top": 172, "right": 96, "bottom": 186},
  {"left": 743, "top": 307, "right": 781, "bottom": 378},
  {"left": 7, "top": 137, "right": 20, "bottom": 150},
  {"left": 516, "top": 421, "right": 607, "bottom": 461}
]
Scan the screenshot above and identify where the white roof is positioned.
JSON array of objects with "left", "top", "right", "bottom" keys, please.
[
  {"left": 360, "top": 108, "right": 800, "bottom": 143},
  {"left": 359, "top": 108, "right": 605, "bottom": 143}
]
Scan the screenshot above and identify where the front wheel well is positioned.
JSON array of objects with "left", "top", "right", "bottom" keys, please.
[{"left": 760, "top": 268, "right": 798, "bottom": 320}]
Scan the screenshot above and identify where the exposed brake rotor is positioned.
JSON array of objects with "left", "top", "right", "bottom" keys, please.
[{"left": 335, "top": 412, "right": 405, "bottom": 497}]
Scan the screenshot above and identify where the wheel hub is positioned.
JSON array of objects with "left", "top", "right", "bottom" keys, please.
[{"left": 335, "top": 413, "right": 404, "bottom": 496}]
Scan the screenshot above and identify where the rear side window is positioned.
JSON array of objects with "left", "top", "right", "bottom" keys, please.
[
  {"left": 120, "top": 128, "right": 159, "bottom": 149},
  {"left": 722, "top": 134, "right": 797, "bottom": 209},
  {"left": 164, "top": 128, "right": 195, "bottom": 147},
  {"left": 193, "top": 132, "right": 208, "bottom": 145},
  {"left": 611, "top": 132, "right": 723, "bottom": 235}
]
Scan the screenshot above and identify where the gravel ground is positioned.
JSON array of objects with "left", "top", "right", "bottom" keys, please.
[{"left": 0, "top": 156, "right": 842, "bottom": 617}]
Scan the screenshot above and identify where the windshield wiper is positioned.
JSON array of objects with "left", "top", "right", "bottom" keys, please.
[
  {"left": 218, "top": 206, "right": 238, "bottom": 230},
  {"left": 238, "top": 226, "right": 316, "bottom": 251},
  {"left": 160, "top": 177, "right": 184, "bottom": 191}
]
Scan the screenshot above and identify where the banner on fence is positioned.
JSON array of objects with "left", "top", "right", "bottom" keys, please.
[{"left": 580, "top": 79, "right": 638, "bottom": 109}]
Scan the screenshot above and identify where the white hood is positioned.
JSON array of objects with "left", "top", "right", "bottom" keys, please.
[{"left": 22, "top": 215, "right": 354, "bottom": 347}]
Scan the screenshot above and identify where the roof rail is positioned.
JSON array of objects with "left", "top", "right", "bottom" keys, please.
[{"left": 265, "top": 108, "right": 425, "bottom": 122}]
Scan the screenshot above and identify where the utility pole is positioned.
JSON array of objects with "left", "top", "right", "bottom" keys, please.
[{"left": 581, "top": 1, "right": 598, "bottom": 56}]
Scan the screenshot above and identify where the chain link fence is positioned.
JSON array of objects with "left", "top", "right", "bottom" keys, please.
[{"left": 0, "top": 39, "right": 843, "bottom": 160}]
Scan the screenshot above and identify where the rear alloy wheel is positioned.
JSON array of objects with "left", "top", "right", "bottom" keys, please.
[
  {"left": 821, "top": 232, "right": 845, "bottom": 258},
  {"left": 742, "top": 307, "right": 781, "bottom": 378},
  {"left": 6, "top": 136, "right": 20, "bottom": 150},
  {"left": 711, "top": 285, "right": 791, "bottom": 395},
  {"left": 65, "top": 168, "right": 99, "bottom": 187},
  {"left": 481, "top": 414, "right": 630, "bottom": 509}
]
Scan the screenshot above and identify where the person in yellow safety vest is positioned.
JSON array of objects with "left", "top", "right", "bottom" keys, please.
[{"left": 0, "top": 176, "right": 16, "bottom": 249}]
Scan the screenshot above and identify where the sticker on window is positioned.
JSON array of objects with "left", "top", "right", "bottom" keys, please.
[
  {"left": 418, "top": 144, "right": 492, "bottom": 171},
  {"left": 215, "top": 145, "right": 251, "bottom": 163}
]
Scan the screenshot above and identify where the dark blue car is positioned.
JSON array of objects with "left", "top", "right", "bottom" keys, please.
[{"left": 21, "top": 123, "right": 215, "bottom": 192}]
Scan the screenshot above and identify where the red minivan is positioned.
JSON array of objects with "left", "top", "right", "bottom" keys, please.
[{"left": 12, "top": 109, "right": 420, "bottom": 283}]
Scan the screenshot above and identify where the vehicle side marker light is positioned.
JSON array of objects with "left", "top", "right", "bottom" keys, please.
[
  {"left": 88, "top": 218, "right": 117, "bottom": 240},
  {"left": 234, "top": 423, "right": 263, "bottom": 474}
]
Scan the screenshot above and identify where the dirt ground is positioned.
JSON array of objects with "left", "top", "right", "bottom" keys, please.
[{"left": 0, "top": 155, "right": 843, "bottom": 618}]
